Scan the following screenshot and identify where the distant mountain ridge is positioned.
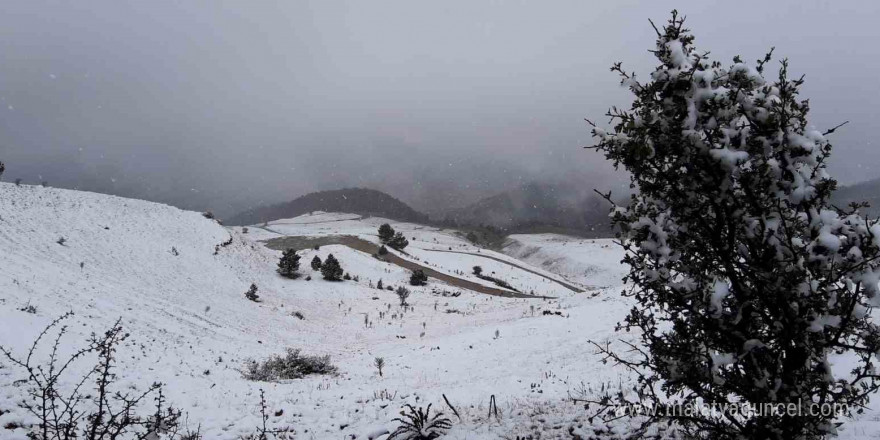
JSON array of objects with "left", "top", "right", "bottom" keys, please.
[
  {"left": 225, "top": 188, "right": 428, "bottom": 226},
  {"left": 440, "top": 182, "right": 614, "bottom": 237},
  {"left": 833, "top": 178, "right": 880, "bottom": 217}
]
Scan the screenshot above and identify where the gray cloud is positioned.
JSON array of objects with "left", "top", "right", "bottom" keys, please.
[{"left": 1, "top": 0, "right": 878, "bottom": 216}]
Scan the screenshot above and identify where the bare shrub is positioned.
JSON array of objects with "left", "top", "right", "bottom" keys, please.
[
  {"left": 239, "top": 389, "right": 294, "bottom": 439},
  {"left": 374, "top": 357, "right": 385, "bottom": 377},
  {"left": 0, "top": 312, "right": 182, "bottom": 439}
]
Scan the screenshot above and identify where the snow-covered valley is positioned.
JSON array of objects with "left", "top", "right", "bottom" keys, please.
[{"left": 2, "top": 183, "right": 880, "bottom": 439}]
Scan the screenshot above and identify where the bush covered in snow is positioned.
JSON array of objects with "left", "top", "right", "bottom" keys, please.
[
  {"left": 243, "top": 348, "right": 338, "bottom": 382},
  {"left": 586, "top": 10, "right": 880, "bottom": 439}
]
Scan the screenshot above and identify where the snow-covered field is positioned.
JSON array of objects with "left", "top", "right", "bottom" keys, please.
[
  {"left": 1, "top": 183, "right": 879, "bottom": 438},
  {"left": 502, "top": 234, "right": 624, "bottom": 289}
]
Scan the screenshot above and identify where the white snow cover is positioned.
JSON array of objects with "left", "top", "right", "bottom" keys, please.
[
  {"left": 502, "top": 233, "right": 625, "bottom": 289},
  {"left": 0, "top": 184, "right": 629, "bottom": 438},
  {"left": 2, "top": 184, "right": 880, "bottom": 438}
]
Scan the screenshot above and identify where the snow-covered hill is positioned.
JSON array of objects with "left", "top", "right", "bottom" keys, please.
[
  {"left": 0, "top": 184, "right": 631, "bottom": 438},
  {"left": 502, "top": 233, "right": 624, "bottom": 289},
  {"left": 2, "top": 184, "right": 879, "bottom": 439}
]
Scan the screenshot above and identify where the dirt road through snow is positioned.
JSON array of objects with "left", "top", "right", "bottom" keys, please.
[{"left": 261, "top": 234, "right": 553, "bottom": 299}]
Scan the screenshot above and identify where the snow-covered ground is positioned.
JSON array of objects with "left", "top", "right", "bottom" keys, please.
[
  {"left": 2, "top": 184, "right": 879, "bottom": 438},
  {"left": 502, "top": 233, "right": 624, "bottom": 289},
  {"left": 246, "top": 212, "right": 580, "bottom": 298}
]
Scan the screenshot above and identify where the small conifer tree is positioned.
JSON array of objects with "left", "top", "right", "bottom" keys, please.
[
  {"left": 388, "top": 232, "right": 409, "bottom": 250},
  {"left": 277, "top": 249, "right": 301, "bottom": 279},
  {"left": 311, "top": 255, "right": 322, "bottom": 271},
  {"left": 409, "top": 269, "right": 428, "bottom": 286},
  {"left": 378, "top": 223, "right": 395, "bottom": 243},
  {"left": 321, "top": 254, "right": 343, "bottom": 281},
  {"left": 245, "top": 283, "right": 259, "bottom": 302}
]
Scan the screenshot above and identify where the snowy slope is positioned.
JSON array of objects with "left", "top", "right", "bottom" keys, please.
[
  {"left": 0, "top": 184, "right": 633, "bottom": 439},
  {"left": 2, "top": 185, "right": 879, "bottom": 439},
  {"left": 248, "top": 212, "right": 581, "bottom": 298},
  {"left": 502, "top": 233, "right": 624, "bottom": 289}
]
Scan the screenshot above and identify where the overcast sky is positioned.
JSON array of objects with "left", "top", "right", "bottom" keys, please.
[{"left": 1, "top": 0, "right": 878, "bottom": 216}]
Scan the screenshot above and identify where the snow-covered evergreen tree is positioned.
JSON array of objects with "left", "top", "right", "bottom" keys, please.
[
  {"left": 389, "top": 232, "right": 409, "bottom": 251},
  {"left": 378, "top": 223, "right": 395, "bottom": 244},
  {"left": 311, "top": 255, "right": 322, "bottom": 271},
  {"left": 321, "top": 254, "right": 343, "bottom": 281},
  {"left": 276, "top": 249, "right": 301, "bottom": 279},
  {"left": 587, "top": 11, "right": 880, "bottom": 439},
  {"left": 244, "top": 283, "right": 259, "bottom": 302},
  {"left": 409, "top": 269, "right": 428, "bottom": 286}
]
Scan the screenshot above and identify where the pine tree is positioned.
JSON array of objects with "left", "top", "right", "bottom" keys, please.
[
  {"left": 244, "top": 283, "right": 259, "bottom": 302},
  {"left": 276, "top": 249, "right": 301, "bottom": 279},
  {"left": 321, "top": 254, "right": 343, "bottom": 281},
  {"left": 378, "top": 245, "right": 389, "bottom": 256},
  {"left": 586, "top": 11, "right": 880, "bottom": 439},
  {"left": 311, "top": 255, "right": 322, "bottom": 271},
  {"left": 409, "top": 269, "right": 428, "bottom": 286},
  {"left": 378, "top": 223, "right": 395, "bottom": 243},
  {"left": 377, "top": 279, "right": 384, "bottom": 290},
  {"left": 388, "top": 232, "right": 409, "bottom": 250}
]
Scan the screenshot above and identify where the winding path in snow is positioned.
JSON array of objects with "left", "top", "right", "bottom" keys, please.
[{"left": 258, "top": 232, "right": 553, "bottom": 299}]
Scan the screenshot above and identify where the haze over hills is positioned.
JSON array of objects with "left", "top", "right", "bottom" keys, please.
[
  {"left": 441, "top": 182, "right": 614, "bottom": 237},
  {"left": 225, "top": 183, "right": 617, "bottom": 237},
  {"left": 224, "top": 188, "right": 429, "bottom": 226},
  {"left": 833, "top": 178, "right": 880, "bottom": 217}
]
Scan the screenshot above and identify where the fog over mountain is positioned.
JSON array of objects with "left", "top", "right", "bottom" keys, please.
[{"left": 2, "top": 1, "right": 879, "bottom": 218}]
